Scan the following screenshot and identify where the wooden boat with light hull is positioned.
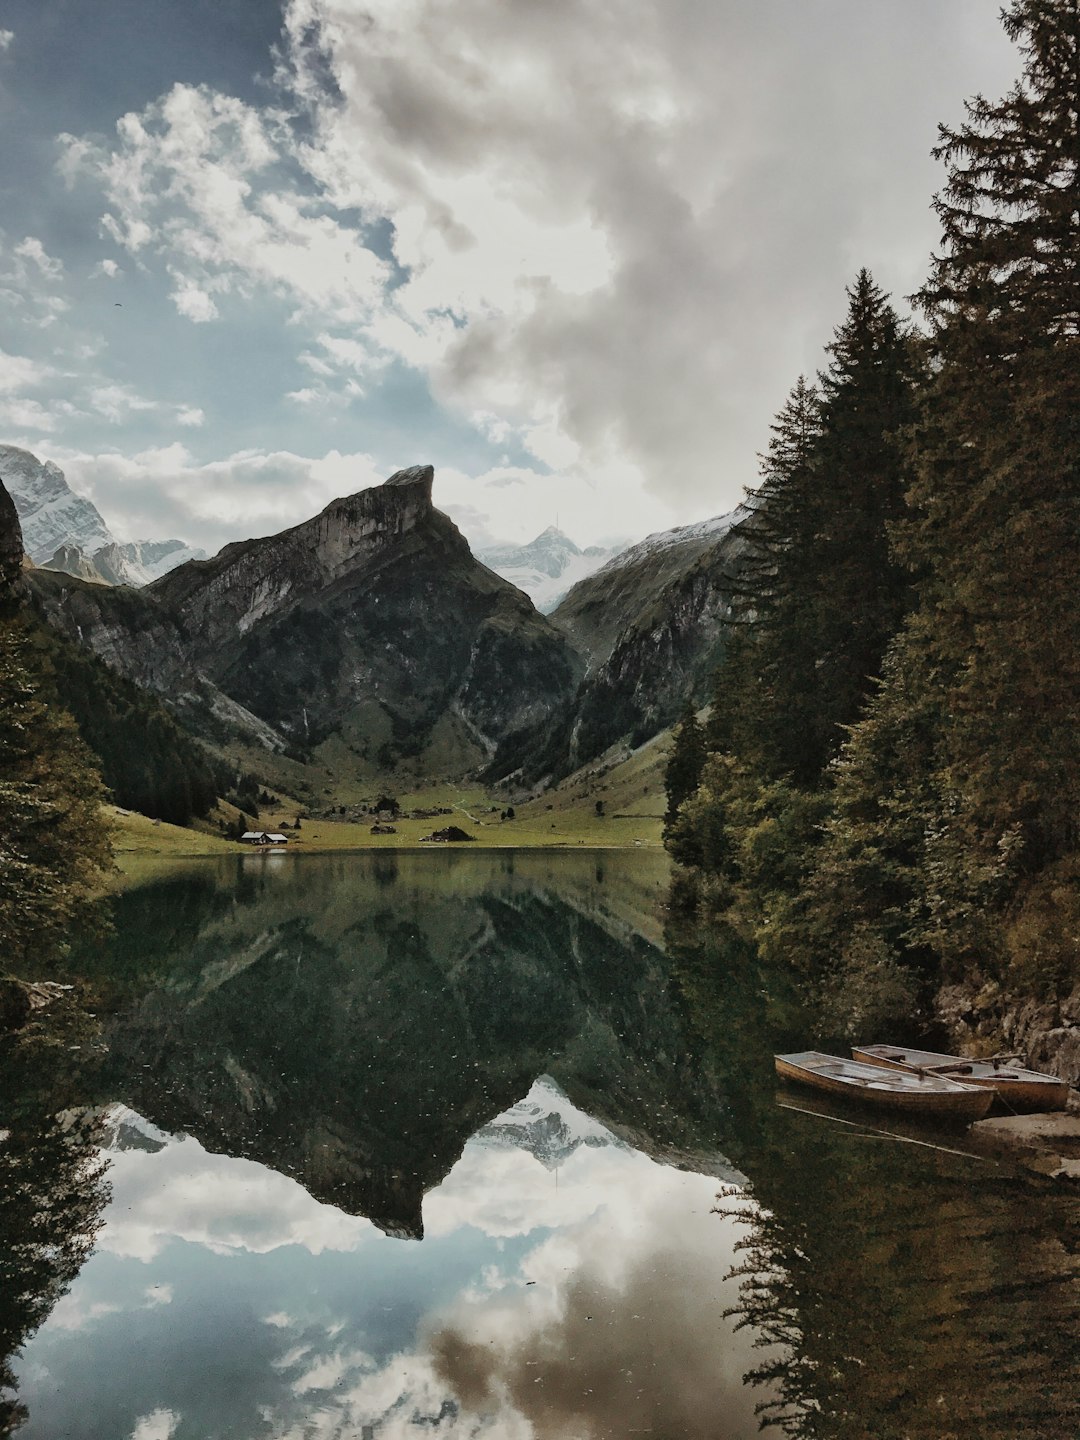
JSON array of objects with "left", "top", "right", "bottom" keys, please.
[
  {"left": 852, "top": 1044, "right": 1069, "bottom": 1112},
  {"left": 775, "top": 1051, "right": 995, "bottom": 1123}
]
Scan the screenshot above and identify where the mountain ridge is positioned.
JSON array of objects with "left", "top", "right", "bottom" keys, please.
[
  {"left": 0, "top": 444, "right": 205, "bottom": 584},
  {"left": 32, "top": 464, "right": 585, "bottom": 778}
]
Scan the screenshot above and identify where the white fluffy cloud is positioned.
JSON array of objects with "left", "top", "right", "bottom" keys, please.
[
  {"left": 45, "top": 442, "right": 668, "bottom": 553},
  {"left": 0, "top": 347, "right": 52, "bottom": 393},
  {"left": 55, "top": 0, "right": 1016, "bottom": 531}
]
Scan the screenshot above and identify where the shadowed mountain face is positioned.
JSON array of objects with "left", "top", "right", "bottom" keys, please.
[
  {"left": 73, "top": 851, "right": 726, "bottom": 1239},
  {"left": 31, "top": 466, "right": 583, "bottom": 771},
  {"left": 493, "top": 509, "right": 751, "bottom": 780},
  {"left": 0, "top": 480, "right": 25, "bottom": 612}
]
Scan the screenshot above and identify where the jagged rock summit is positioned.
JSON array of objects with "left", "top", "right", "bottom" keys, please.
[
  {"left": 33, "top": 464, "right": 584, "bottom": 776},
  {"left": 0, "top": 443, "right": 205, "bottom": 584},
  {"left": 0, "top": 443, "right": 112, "bottom": 564}
]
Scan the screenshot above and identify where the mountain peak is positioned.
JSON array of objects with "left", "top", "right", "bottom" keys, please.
[
  {"left": 0, "top": 443, "right": 113, "bottom": 564},
  {"left": 382, "top": 463, "right": 434, "bottom": 492}
]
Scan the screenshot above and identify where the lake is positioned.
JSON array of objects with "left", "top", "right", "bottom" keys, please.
[{"left": 2, "top": 851, "right": 1079, "bottom": 1439}]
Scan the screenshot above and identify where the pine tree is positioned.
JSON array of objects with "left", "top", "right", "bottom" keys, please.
[
  {"left": 0, "top": 618, "right": 112, "bottom": 972},
  {"left": 719, "top": 273, "right": 918, "bottom": 787},
  {"left": 664, "top": 701, "right": 706, "bottom": 831},
  {"left": 809, "top": 0, "right": 1080, "bottom": 994},
  {"left": 902, "top": 0, "right": 1080, "bottom": 878}
]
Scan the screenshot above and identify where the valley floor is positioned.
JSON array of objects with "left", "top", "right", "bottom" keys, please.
[{"left": 106, "top": 726, "right": 671, "bottom": 866}]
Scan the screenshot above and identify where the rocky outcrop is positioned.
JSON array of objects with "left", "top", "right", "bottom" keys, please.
[
  {"left": 938, "top": 979, "right": 1080, "bottom": 1088},
  {"left": 0, "top": 477, "right": 26, "bottom": 611},
  {"left": 42, "top": 543, "right": 107, "bottom": 584},
  {"left": 32, "top": 465, "right": 584, "bottom": 772}
]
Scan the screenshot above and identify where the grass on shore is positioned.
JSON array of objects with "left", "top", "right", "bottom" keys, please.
[{"left": 107, "top": 728, "right": 671, "bottom": 862}]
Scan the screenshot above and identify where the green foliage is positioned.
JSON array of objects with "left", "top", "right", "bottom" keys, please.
[
  {"left": 663, "top": 700, "right": 705, "bottom": 830},
  {"left": 30, "top": 621, "right": 228, "bottom": 826},
  {"left": 0, "top": 617, "right": 112, "bottom": 973},
  {"left": 670, "top": 3, "right": 1080, "bottom": 1032},
  {"left": 728, "top": 274, "right": 919, "bottom": 787}
]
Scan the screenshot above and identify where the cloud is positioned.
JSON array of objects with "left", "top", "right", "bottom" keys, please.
[
  {"left": 14, "top": 236, "right": 64, "bottom": 280},
  {"left": 0, "top": 348, "right": 53, "bottom": 393},
  {"left": 0, "top": 397, "right": 59, "bottom": 431},
  {"left": 50, "top": 443, "right": 390, "bottom": 549},
  {"left": 61, "top": 83, "right": 389, "bottom": 330},
  {"left": 95, "top": 258, "right": 122, "bottom": 279},
  {"left": 130, "top": 1409, "right": 180, "bottom": 1440},
  {"left": 50, "top": 1, "right": 1017, "bottom": 535},
  {"left": 44, "top": 441, "right": 660, "bottom": 553},
  {"left": 88, "top": 383, "right": 163, "bottom": 423},
  {"left": 176, "top": 406, "right": 205, "bottom": 427},
  {"left": 0, "top": 29, "right": 12, "bottom": 53}
]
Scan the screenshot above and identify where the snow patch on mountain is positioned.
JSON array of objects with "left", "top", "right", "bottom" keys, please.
[
  {"left": 476, "top": 1076, "right": 628, "bottom": 1169},
  {"left": 589, "top": 505, "right": 749, "bottom": 581},
  {"left": 479, "top": 526, "right": 623, "bottom": 612},
  {"left": 0, "top": 443, "right": 113, "bottom": 564},
  {"left": 0, "top": 444, "right": 205, "bottom": 582}
]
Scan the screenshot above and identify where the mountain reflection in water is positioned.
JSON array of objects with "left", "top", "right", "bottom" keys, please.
[{"left": 1, "top": 851, "right": 1079, "bottom": 1439}]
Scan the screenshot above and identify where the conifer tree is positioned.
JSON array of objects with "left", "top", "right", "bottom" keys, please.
[
  {"left": 722, "top": 273, "right": 918, "bottom": 787},
  {"left": 664, "top": 700, "right": 706, "bottom": 831},
  {"left": 810, "top": 0, "right": 1080, "bottom": 993},
  {"left": 901, "top": 0, "right": 1080, "bottom": 879},
  {"left": 0, "top": 618, "right": 111, "bottom": 971}
]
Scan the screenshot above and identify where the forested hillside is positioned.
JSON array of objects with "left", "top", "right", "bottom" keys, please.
[
  {"left": 666, "top": 0, "right": 1080, "bottom": 1066},
  {"left": 0, "top": 483, "right": 111, "bottom": 975}
]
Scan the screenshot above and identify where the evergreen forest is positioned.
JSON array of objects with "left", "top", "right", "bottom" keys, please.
[{"left": 665, "top": 0, "right": 1080, "bottom": 1039}]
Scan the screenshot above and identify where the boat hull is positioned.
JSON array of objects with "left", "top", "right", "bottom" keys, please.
[
  {"left": 775, "top": 1051, "right": 994, "bottom": 1123},
  {"left": 852, "top": 1046, "right": 1069, "bottom": 1113}
]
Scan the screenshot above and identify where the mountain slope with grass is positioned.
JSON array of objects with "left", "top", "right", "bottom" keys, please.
[{"left": 33, "top": 465, "right": 584, "bottom": 782}]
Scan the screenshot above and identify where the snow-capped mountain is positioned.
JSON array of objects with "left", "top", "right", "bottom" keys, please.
[
  {"left": 93, "top": 539, "right": 207, "bottom": 585},
  {"left": 0, "top": 444, "right": 205, "bottom": 584},
  {"left": 479, "top": 526, "right": 623, "bottom": 613},
  {"left": 0, "top": 443, "right": 113, "bottom": 564},
  {"left": 586, "top": 505, "right": 749, "bottom": 583},
  {"left": 476, "top": 1076, "right": 627, "bottom": 1169}
]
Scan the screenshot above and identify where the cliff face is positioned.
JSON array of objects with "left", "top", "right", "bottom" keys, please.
[
  {"left": 492, "top": 509, "right": 750, "bottom": 779},
  {"left": 0, "top": 478, "right": 25, "bottom": 611},
  {"left": 32, "top": 465, "right": 583, "bottom": 772},
  {"left": 0, "top": 444, "right": 112, "bottom": 564}
]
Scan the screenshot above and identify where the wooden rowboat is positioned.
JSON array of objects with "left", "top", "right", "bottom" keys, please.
[
  {"left": 775, "top": 1051, "right": 994, "bottom": 1123},
  {"left": 852, "top": 1044, "right": 1069, "bottom": 1112}
]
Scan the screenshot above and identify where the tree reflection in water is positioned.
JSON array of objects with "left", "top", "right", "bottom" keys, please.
[
  {"left": 0, "top": 1097, "right": 110, "bottom": 1436},
  {"left": 671, "top": 919, "right": 1080, "bottom": 1440}
]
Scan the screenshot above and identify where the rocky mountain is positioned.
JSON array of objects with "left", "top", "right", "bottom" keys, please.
[
  {"left": 0, "top": 444, "right": 113, "bottom": 563},
  {"left": 494, "top": 507, "right": 751, "bottom": 780},
  {"left": 0, "top": 444, "right": 205, "bottom": 583},
  {"left": 479, "top": 526, "right": 620, "bottom": 612},
  {"left": 33, "top": 465, "right": 584, "bottom": 776},
  {"left": 0, "top": 478, "right": 27, "bottom": 612}
]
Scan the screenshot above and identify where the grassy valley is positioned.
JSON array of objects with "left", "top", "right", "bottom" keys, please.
[{"left": 109, "top": 725, "right": 671, "bottom": 864}]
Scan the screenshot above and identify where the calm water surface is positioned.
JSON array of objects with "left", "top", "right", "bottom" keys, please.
[{"left": 2, "top": 851, "right": 1079, "bottom": 1439}]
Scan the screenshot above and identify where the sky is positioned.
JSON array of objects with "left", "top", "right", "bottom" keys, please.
[{"left": 0, "top": 0, "right": 1018, "bottom": 555}]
